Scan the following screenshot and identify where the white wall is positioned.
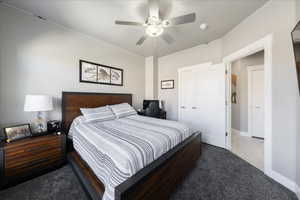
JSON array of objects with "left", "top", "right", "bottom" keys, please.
[
  {"left": 145, "top": 56, "right": 154, "bottom": 99},
  {"left": 0, "top": 5, "right": 145, "bottom": 125},
  {"left": 158, "top": 39, "right": 223, "bottom": 120},
  {"left": 145, "top": 56, "right": 158, "bottom": 99},
  {"left": 231, "top": 51, "right": 264, "bottom": 132},
  {"left": 153, "top": 56, "right": 158, "bottom": 99}
]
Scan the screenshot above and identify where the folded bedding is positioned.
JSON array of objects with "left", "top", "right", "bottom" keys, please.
[
  {"left": 80, "top": 105, "right": 116, "bottom": 122},
  {"left": 70, "top": 114, "right": 192, "bottom": 200}
]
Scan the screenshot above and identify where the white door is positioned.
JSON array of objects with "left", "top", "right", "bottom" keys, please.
[
  {"left": 178, "top": 69, "right": 195, "bottom": 129},
  {"left": 249, "top": 68, "right": 264, "bottom": 138},
  {"left": 178, "top": 63, "right": 226, "bottom": 148}
]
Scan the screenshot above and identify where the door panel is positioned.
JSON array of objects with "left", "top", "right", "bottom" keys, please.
[
  {"left": 251, "top": 70, "right": 264, "bottom": 138},
  {"left": 178, "top": 63, "right": 226, "bottom": 148},
  {"left": 178, "top": 70, "right": 194, "bottom": 128}
]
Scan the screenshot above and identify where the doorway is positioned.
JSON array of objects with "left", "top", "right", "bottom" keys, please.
[
  {"left": 223, "top": 34, "right": 273, "bottom": 175},
  {"left": 229, "top": 51, "right": 265, "bottom": 171}
]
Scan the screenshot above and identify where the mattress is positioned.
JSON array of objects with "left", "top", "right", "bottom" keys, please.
[{"left": 70, "top": 114, "right": 192, "bottom": 200}]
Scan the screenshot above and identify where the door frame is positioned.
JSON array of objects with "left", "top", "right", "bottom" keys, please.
[
  {"left": 223, "top": 34, "right": 273, "bottom": 176},
  {"left": 248, "top": 65, "right": 264, "bottom": 138}
]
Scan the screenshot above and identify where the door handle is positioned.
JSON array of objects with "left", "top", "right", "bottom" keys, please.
[
  {"left": 181, "top": 106, "right": 186, "bottom": 109},
  {"left": 255, "top": 105, "right": 261, "bottom": 108},
  {"left": 192, "top": 107, "right": 197, "bottom": 109}
]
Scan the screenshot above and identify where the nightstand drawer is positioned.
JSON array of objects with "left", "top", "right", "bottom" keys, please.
[
  {"left": 5, "top": 140, "right": 60, "bottom": 159},
  {"left": 5, "top": 148, "right": 62, "bottom": 169},
  {"left": 5, "top": 152, "right": 62, "bottom": 177},
  {"left": 5, "top": 136, "right": 60, "bottom": 152},
  {"left": 0, "top": 133, "right": 66, "bottom": 189}
]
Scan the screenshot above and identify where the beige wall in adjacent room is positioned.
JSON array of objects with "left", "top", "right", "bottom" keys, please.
[{"left": 0, "top": 5, "right": 145, "bottom": 125}]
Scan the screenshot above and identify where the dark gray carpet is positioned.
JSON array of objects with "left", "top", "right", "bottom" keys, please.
[{"left": 0, "top": 144, "right": 298, "bottom": 200}]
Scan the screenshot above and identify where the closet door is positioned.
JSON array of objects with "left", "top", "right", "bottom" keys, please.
[
  {"left": 179, "top": 63, "right": 226, "bottom": 148},
  {"left": 178, "top": 69, "right": 194, "bottom": 128}
]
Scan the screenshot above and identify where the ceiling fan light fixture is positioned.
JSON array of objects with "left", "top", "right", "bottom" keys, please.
[{"left": 146, "top": 25, "right": 164, "bottom": 37}]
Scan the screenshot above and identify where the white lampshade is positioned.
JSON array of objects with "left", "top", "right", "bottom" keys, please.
[{"left": 24, "top": 95, "right": 53, "bottom": 112}]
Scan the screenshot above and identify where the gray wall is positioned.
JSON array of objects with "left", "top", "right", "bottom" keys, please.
[
  {"left": 222, "top": 0, "right": 298, "bottom": 181},
  {"left": 158, "top": 0, "right": 298, "bottom": 182},
  {"left": 297, "top": 98, "right": 300, "bottom": 197},
  {"left": 295, "top": 0, "right": 300, "bottom": 194},
  {"left": 0, "top": 5, "right": 145, "bottom": 125},
  {"left": 231, "top": 51, "right": 264, "bottom": 132},
  {"left": 158, "top": 39, "right": 223, "bottom": 120}
]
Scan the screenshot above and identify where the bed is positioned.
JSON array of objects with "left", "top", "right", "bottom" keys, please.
[{"left": 62, "top": 92, "right": 201, "bottom": 200}]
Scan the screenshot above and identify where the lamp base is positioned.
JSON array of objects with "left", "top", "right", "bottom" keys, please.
[{"left": 33, "top": 111, "right": 47, "bottom": 133}]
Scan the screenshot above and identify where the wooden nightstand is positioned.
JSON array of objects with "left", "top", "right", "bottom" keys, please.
[{"left": 0, "top": 133, "right": 66, "bottom": 189}]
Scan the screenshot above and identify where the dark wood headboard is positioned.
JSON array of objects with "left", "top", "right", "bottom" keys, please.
[{"left": 62, "top": 92, "right": 132, "bottom": 133}]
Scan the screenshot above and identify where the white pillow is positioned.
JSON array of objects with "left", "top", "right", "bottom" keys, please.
[
  {"left": 80, "top": 106, "right": 115, "bottom": 122},
  {"left": 110, "top": 103, "right": 137, "bottom": 118}
]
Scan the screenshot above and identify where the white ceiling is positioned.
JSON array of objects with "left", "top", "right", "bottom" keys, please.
[{"left": 4, "top": 0, "right": 269, "bottom": 57}]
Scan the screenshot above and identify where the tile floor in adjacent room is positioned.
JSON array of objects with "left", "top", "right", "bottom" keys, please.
[{"left": 231, "top": 130, "right": 264, "bottom": 171}]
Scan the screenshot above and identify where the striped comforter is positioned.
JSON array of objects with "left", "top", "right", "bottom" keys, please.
[{"left": 71, "top": 114, "right": 192, "bottom": 200}]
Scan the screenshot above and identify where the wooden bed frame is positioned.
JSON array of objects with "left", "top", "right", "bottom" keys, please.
[{"left": 62, "top": 92, "right": 202, "bottom": 200}]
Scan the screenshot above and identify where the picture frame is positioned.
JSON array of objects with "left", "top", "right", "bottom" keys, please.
[
  {"left": 161, "top": 80, "right": 174, "bottom": 89},
  {"left": 3, "top": 124, "right": 32, "bottom": 143},
  {"left": 80, "top": 60, "right": 123, "bottom": 86}
]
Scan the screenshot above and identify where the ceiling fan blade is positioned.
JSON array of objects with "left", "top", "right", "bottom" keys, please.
[
  {"left": 161, "top": 33, "right": 175, "bottom": 44},
  {"left": 148, "top": 0, "right": 159, "bottom": 19},
  {"left": 167, "top": 13, "right": 196, "bottom": 26},
  {"left": 115, "top": 20, "right": 143, "bottom": 26},
  {"left": 136, "top": 35, "right": 148, "bottom": 45}
]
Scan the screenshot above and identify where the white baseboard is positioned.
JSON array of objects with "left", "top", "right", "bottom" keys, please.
[
  {"left": 268, "top": 170, "right": 296, "bottom": 193},
  {"left": 240, "top": 131, "right": 251, "bottom": 137},
  {"left": 231, "top": 128, "right": 251, "bottom": 137}
]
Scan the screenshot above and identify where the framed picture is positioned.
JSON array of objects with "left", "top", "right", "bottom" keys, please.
[
  {"left": 3, "top": 124, "right": 32, "bottom": 143},
  {"left": 98, "top": 66, "right": 111, "bottom": 83},
  {"left": 161, "top": 80, "right": 174, "bottom": 89},
  {"left": 80, "top": 60, "right": 123, "bottom": 86},
  {"left": 80, "top": 62, "right": 97, "bottom": 82},
  {"left": 231, "top": 74, "right": 238, "bottom": 104},
  {"left": 111, "top": 68, "right": 123, "bottom": 85}
]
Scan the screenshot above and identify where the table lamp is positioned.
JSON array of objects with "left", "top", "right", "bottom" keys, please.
[{"left": 24, "top": 95, "right": 53, "bottom": 133}]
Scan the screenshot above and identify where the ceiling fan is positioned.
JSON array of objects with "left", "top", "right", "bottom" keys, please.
[{"left": 115, "top": 0, "right": 196, "bottom": 45}]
